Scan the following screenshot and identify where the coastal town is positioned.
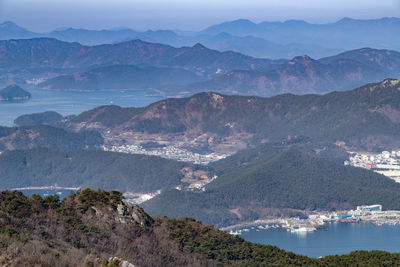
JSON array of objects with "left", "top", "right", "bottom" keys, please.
[
  {"left": 104, "top": 144, "right": 228, "bottom": 165},
  {"left": 225, "top": 204, "right": 400, "bottom": 235},
  {"left": 345, "top": 150, "right": 400, "bottom": 182}
]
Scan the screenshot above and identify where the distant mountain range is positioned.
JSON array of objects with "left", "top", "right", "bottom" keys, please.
[
  {"left": 0, "top": 38, "right": 283, "bottom": 88},
  {"left": 185, "top": 50, "right": 399, "bottom": 96},
  {"left": 1, "top": 18, "right": 400, "bottom": 59},
  {"left": 0, "top": 36, "right": 398, "bottom": 96},
  {"left": 201, "top": 17, "right": 400, "bottom": 52}
]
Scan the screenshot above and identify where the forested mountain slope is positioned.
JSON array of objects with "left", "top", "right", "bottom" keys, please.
[
  {"left": 0, "top": 148, "right": 206, "bottom": 192},
  {"left": 66, "top": 79, "right": 400, "bottom": 152},
  {"left": 0, "top": 189, "right": 399, "bottom": 266},
  {"left": 143, "top": 150, "right": 400, "bottom": 226}
]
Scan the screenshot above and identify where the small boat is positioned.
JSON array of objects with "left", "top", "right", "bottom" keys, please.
[{"left": 340, "top": 216, "right": 360, "bottom": 223}]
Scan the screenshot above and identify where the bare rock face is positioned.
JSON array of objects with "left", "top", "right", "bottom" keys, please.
[
  {"left": 116, "top": 202, "right": 154, "bottom": 226},
  {"left": 108, "top": 257, "right": 136, "bottom": 267}
]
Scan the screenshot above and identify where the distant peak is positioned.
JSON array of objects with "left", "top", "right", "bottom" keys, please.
[
  {"left": 124, "top": 39, "right": 147, "bottom": 45},
  {"left": 289, "top": 55, "right": 314, "bottom": 63},
  {"left": 4, "top": 84, "right": 22, "bottom": 89},
  {"left": 337, "top": 17, "right": 354, "bottom": 23},
  {"left": 336, "top": 17, "right": 400, "bottom": 24},
  {"left": 207, "top": 18, "right": 256, "bottom": 29},
  {"left": 215, "top": 32, "right": 232, "bottom": 37},
  {"left": 380, "top": 17, "right": 400, "bottom": 22},
  {"left": 207, "top": 92, "right": 223, "bottom": 97},
  {"left": 230, "top": 19, "right": 255, "bottom": 24},
  {"left": 299, "top": 55, "right": 312, "bottom": 59},
  {"left": 380, "top": 79, "right": 400, "bottom": 87},
  {"left": 193, "top": 43, "right": 207, "bottom": 49},
  {"left": 1, "top": 21, "right": 16, "bottom": 25},
  {"left": 364, "top": 79, "right": 400, "bottom": 93},
  {"left": 0, "top": 21, "right": 19, "bottom": 28},
  {"left": 131, "top": 39, "right": 144, "bottom": 43},
  {"left": 357, "top": 47, "right": 375, "bottom": 51},
  {"left": 283, "top": 19, "right": 309, "bottom": 25}
]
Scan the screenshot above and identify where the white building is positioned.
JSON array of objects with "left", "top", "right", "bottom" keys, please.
[{"left": 356, "top": 204, "right": 382, "bottom": 212}]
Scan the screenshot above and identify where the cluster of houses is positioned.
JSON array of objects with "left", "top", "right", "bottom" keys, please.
[
  {"left": 104, "top": 144, "right": 227, "bottom": 165},
  {"left": 345, "top": 150, "right": 400, "bottom": 182}
]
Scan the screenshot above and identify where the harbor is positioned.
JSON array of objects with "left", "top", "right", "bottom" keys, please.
[{"left": 225, "top": 204, "right": 400, "bottom": 235}]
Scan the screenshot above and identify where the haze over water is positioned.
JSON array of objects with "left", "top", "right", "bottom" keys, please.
[{"left": 0, "top": 88, "right": 163, "bottom": 126}]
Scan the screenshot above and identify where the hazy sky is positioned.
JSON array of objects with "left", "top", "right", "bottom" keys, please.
[{"left": 1, "top": 0, "right": 399, "bottom": 32}]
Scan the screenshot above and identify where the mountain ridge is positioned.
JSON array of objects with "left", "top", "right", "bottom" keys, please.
[
  {"left": 201, "top": 17, "right": 400, "bottom": 50},
  {"left": 36, "top": 64, "right": 203, "bottom": 91},
  {"left": 61, "top": 79, "right": 400, "bottom": 153},
  {"left": 0, "top": 37, "right": 284, "bottom": 88},
  {"left": 0, "top": 37, "right": 399, "bottom": 97},
  {"left": 0, "top": 38, "right": 280, "bottom": 72},
  {"left": 182, "top": 49, "right": 398, "bottom": 96},
  {"left": 2, "top": 18, "right": 400, "bottom": 59}
]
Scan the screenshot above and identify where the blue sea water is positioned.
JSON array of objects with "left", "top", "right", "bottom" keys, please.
[
  {"left": 18, "top": 189, "right": 75, "bottom": 199},
  {"left": 0, "top": 88, "right": 163, "bottom": 126},
  {"left": 240, "top": 222, "right": 400, "bottom": 258}
]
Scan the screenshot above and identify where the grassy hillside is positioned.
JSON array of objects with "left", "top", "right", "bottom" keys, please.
[
  {"left": 0, "top": 148, "right": 206, "bottom": 192},
  {"left": 143, "top": 149, "right": 400, "bottom": 226},
  {"left": 0, "top": 189, "right": 399, "bottom": 266}
]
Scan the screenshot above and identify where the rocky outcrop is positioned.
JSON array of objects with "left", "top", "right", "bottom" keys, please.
[{"left": 116, "top": 202, "right": 154, "bottom": 226}]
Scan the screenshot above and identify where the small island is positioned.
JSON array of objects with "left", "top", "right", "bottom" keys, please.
[{"left": 0, "top": 84, "right": 31, "bottom": 101}]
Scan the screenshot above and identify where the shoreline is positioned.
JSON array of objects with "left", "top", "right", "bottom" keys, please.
[
  {"left": 10, "top": 186, "right": 80, "bottom": 191},
  {"left": 220, "top": 218, "right": 286, "bottom": 231},
  {"left": 220, "top": 207, "right": 400, "bottom": 234}
]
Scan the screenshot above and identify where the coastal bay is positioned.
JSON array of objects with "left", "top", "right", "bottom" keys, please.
[{"left": 241, "top": 222, "right": 400, "bottom": 258}]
